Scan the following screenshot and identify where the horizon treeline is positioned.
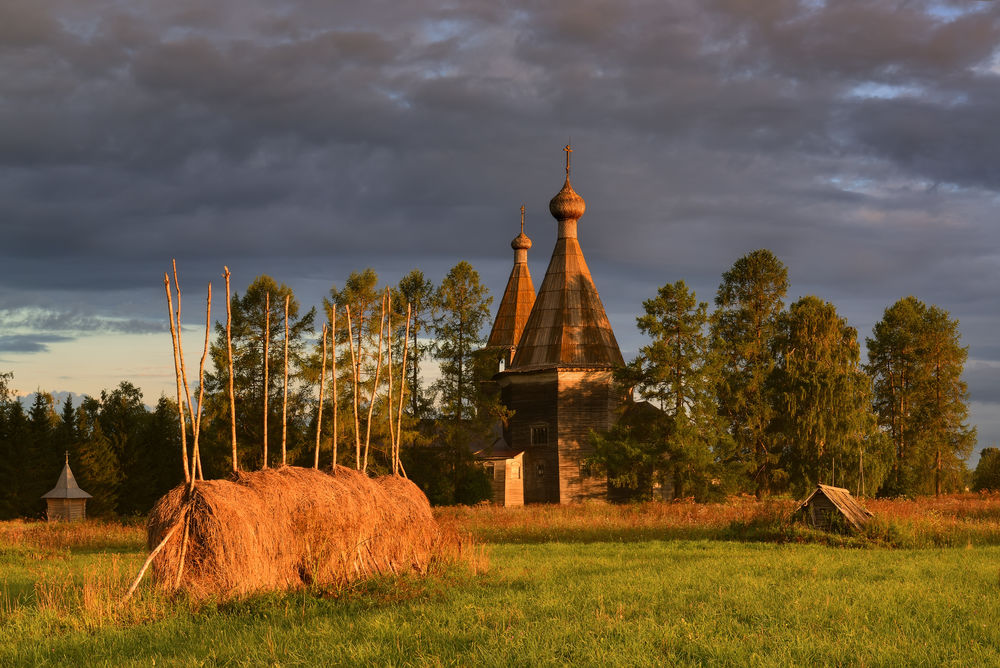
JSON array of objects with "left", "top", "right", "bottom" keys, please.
[
  {"left": 0, "top": 250, "right": 986, "bottom": 517},
  {"left": 591, "top": 249, "right": 978, "bottom": 501}
]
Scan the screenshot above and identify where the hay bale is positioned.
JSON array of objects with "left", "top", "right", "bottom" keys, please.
[{"left": 146, "top": 466, "right": 442, "bottom": 598}]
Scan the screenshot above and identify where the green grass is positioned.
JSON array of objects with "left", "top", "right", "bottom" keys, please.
[{"left": 3, "top": 513, "right": 1000, "bottom": 666}]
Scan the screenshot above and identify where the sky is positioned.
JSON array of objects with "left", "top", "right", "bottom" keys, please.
[{"left": 2, "top": 0, "right": 999, "bottom": 459}]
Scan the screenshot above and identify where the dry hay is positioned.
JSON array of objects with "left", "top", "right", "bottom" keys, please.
[{"left": 146, "top": 466, "right": 443, "bottom": 599}]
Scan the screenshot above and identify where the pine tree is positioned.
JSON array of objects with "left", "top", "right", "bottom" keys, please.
[
  {"left": 413, "top": 261, "right": 495, "bottom": 504},
  {"left": 204, "top": 275, "right": 316, "bottom": 471},
  {"left": 321, "top": 268, "right": 388, "bottom": 469},
  {"left": 711, "top": 249, "right": 788, "bottom": 495},
  {"left": 432, "top": 261, "right": 493, "bottom": 423},
  {"left": 394, "top": 269, "right": 436, "bottom": 419},
  {"left": 920, "top": 305, "right": 976, "bottom": 495},
  {"left": 866, "top": 297, "right": 975, "bottom": 496}
]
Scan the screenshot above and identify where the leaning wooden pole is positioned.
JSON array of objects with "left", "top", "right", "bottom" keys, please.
[
  {"left": 363, "top": 293, "right": 386, "bottom": 473},
  {"left": 172, "top": 262, "right": 200, "bottom": 482},
  {"left": 164, "top": 272, "right": 190, "bottom": 484},
  {"left": 224, "top": 267, "right": 237, "bottom": 473},
  {"left": 395, "top": 304, "right": 412, "bottom": 476},
  {"left": 315, "top": 323, "right": 327, "bottom": 468},
  {"left": 263, "top": 292, "right": 270, "bottom": 469},
  {"left": 188, "top": 283, "right": 211, "bottom": 487},
  {"left": 345, "top": 304, "right": 362, "bottom": 470},
  {"left": 331, "top": 306, "right": 338, "bottom": 472},
  {"left": 386, "top": 289, "right": 395, "bottom": 469},
  {"left": 282, "top": 294, "right": 290, "bottom": 467},
  {"left": 122, "top": 512, "right": 186, "bottom": 604}
]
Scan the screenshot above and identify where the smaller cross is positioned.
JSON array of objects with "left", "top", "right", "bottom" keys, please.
[
  {"left": 564, "top": 144, "right": 572, "bottom": 176},
  {"left": 520, "top": 204, "right": 525, "bottom": 234}
]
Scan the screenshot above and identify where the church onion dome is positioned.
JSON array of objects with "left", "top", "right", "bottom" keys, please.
[
  {"left": 511, "top": 231, "right": 532, "bottom": 250},
  {"left": 548, "top": 177, "right": 586, "bottom": 222}
]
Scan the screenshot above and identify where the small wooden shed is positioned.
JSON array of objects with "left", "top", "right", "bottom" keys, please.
[
  {"left": 41, "top": 454, "right": 92, "bottom": 522},
  {"left": 474, "top": 437, "right": 525, "bottom": 508},
  {"left": 793, "top": 484, "right": 873, "bottom": 532}
]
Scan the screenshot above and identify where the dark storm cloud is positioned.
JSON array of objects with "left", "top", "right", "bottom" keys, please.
[
  {"left": 0, "top": 334, "right": 73, "bottom": 354},
  {"left": 0, "top": 308, "right": 162, "bottom": 335},
  {"left": 2, "top": 0, "right": 1000, "bottom": 447}
]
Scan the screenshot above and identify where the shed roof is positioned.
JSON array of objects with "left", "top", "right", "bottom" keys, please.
[
  {"left": 41, "top": 458, "right": 92, "bottom": 500},
  {"left": 794, "top": 483, "right": 872, "bottom": 531}
]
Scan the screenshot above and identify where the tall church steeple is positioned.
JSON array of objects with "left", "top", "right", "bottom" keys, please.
[
  {"left": 510, "top": 146, "right": 624, "bottom": 369},
  {"left": 486, "top": 204, "right": 536, "bottom": 368}
]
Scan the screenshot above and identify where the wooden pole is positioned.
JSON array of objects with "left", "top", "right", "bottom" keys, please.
[
  {"left": 396, "top": 304, "right": 412, "bottom": 476},
  {"left": 263, "top": 292, "right": 270, "bottom": 469},
  {"left": 331, "top": 306, "right": 338, "bottom": 472},
  {"left": 224, "top": 267, "right": 237, "bottom": 473},
  {"left": 172, "top": 262, "right": 199, "bottom": 483},
  {"left": 315, "top": 323, "right": 327, "bottom": 469},
  {"left": 189, "top": 283, "right": 211, "bottom": 486},
  {"left": 173, "top": 515, "right": 190, "bottom": 590},
  {"left": 386, "top": 289, "right": 395, "bottom": 472},
  {"left": 122, "top": 512, "right": 186, "bottom": 604},
  {"left": 282, "top": 294, "right": 290, "bottom": 467},
  {"left": 363, "top": 292, "right": 386, "bottom": 473},
  {"left": 164, "top": 272, "right": 190, "bottom": 484},
  {"left": 345, "top": 304, "right": 361, "bottom": 470}
]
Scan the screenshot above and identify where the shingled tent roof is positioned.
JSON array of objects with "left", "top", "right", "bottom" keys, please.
[
  {"left": 509, "top": 148, "right": 624, "bottom": 371},
  {"left": 793, "top": 483, "right": 872, "bottom": 531},
  {"left": 41, "top": 456, "right": 92, "bottom": 500},
  {"left": 486, "top": 206, "right": 536, "bottom": 358}
]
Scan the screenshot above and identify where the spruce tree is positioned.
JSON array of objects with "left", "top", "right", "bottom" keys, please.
[
  {"left": 74, "top": 397, "right": 121, "bottom": 517},
  {"left": 26, "top": 392, "right": 61, "bottom": 517}
]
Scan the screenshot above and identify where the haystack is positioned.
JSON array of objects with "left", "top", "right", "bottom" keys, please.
[{"left": 147, "top": 466, "right": 442, "bottom": 599}]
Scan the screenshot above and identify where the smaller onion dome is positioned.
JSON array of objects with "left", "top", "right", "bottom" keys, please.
[
  {"left": 512, "top": 204, "right": 532, "bottom": 250},
  {"left": 511, "top": 232, "right": 532, "bottom": 250}
]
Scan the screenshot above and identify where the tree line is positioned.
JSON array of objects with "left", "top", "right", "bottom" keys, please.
[
  {"left": 590, "top": 249, "right": 977, "bottom": 500},
  {"left": 0, "top": 261, "right": 500, "bottom": 518},
  {"left": 0, "top": 250, "right": 982, "bottom": 517}
]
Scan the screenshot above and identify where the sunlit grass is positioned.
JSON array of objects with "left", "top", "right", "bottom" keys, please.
[{"left": 3, "top": 494, "right": 1000, "bottom": 665}]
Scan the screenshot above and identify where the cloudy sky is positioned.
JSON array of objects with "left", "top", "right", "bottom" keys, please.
[{"left": 2, "top": 0, "right": 998, "bottom": 458}]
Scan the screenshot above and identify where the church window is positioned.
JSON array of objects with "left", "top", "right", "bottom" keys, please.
[{"left": 530, "top": 425, "right": 548, "bottom": 446}]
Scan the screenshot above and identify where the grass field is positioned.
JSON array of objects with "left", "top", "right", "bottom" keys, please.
[{"left": 3, "top": 495, "right": 1000, "bottom": 666}]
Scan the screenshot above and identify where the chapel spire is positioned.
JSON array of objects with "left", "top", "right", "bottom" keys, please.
[
  {"left": 486, "top": 204, "right": 536, "bottom": 368},
  {"left": 509, "top": 147, "right": 623, "bottom": 369}
]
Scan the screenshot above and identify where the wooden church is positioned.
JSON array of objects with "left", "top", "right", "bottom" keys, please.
[{"left": 480, "top": 146, "right": 625, "bottom": 505}]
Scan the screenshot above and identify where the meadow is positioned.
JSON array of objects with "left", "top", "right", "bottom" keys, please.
[{"left": 3, "top": 495, "right": 1000, "bottom": 666}]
